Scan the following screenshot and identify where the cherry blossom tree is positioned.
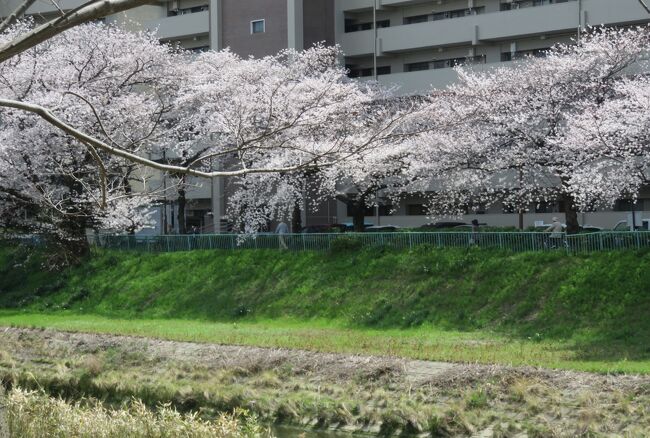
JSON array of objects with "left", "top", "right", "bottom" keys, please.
[
  {"left": 1, "top": 19, "right": 421, "bottom": 245},
  {"left": 201, "top": 88, "right": 425, "bottom": 234},
  {"left": 413, "top": 26, "right": 650, "bottom": 233},
  {"left": 564, "top": 75, "right": 650, "bottom": 209},
  {"left": 0, "top": 21, "right": 183, "bottom": 257}
]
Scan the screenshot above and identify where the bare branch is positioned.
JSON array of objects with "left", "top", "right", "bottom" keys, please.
[
  {"left": 638, "top": 0, "right": 650, "bottom": 14},
  {"left": 0, "top": 0, "right": 38, "bottom": 34},
  {"left": 48, "top": 0, "right": 65, "bottom": 16},
  {"left": 0, "top": 0, "right": 160, "bottom": 64}
]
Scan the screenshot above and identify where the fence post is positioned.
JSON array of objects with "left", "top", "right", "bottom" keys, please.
[
  {"left": 564, "top": 232, "right": 571, "bottom": 255},
  {"left": 498, "top": 233, "right": 503, "bottom": 250},
  {"left": 530, "top": 233, "right": 536, "bottom": 252},
  {"left": 636, "top": 232, "right": 641, "bottom": 249}
]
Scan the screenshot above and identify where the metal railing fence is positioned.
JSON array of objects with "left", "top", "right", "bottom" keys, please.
[{"left": 92, "top": 231, "right": 650, "bottom": 254}]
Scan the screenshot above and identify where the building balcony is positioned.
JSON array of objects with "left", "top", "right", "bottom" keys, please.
[
  {"left": 362, "top": 61, "right": 498, "bottom": 94},
  {"left": 339, "top": 0, "right": 648, "bottom": 57},
  {"left": 145, "top": 10, "right": 209, "bottom": 40}
]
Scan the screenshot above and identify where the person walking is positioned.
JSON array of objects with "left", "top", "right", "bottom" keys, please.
[
  {"left": 545, "top": 217, "right": 564, "bottom": 248},
  {"left": 470, "top": 219, "right": 480, "bottom": 246},
  {"left": 275, "top": 221, "right": 289, "bottom": 249}
]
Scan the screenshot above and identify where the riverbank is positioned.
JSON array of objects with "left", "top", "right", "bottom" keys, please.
[
  {"left": 2, "top": 245, "right": 649, "bottom": 372},
  {"left": 1, "top": 327, "right": 649, "bottom": 436}
]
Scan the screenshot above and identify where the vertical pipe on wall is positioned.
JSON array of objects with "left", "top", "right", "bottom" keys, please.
[
  {"left": 373, "top": 0, "right": 377, "bottom": 81},
  {"left": 577, "top": 0, "right": 582, "bottom": 43}
]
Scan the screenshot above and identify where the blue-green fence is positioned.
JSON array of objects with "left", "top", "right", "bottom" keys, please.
[{"left": 92, "top": 231, "right": 650, "bottom": 254}]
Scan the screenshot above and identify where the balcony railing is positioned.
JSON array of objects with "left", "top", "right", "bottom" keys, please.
[
  {"left": 344, "top": 0, "right": 576, "bottom": 33},
  {"left": 405, "top": 55, "right": 487, "bottom": 73}
]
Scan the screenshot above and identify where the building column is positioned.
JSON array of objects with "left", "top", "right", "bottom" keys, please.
[
  {"left": 211, "top": 176, "right": 224, "bottom": 232},
  {"left": 209, "top": 0, "right": 222, "bottom": 50},
  {"left": 287, "top": 0, "right": 303, "bottom": 50}
]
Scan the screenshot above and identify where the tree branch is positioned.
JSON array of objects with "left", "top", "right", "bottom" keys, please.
[
  {"left": 638, "top": 0, "right": 650, "bottom": 14},
  {"left": 0, "top": 98, "right": 330, "bottom": 178},
  {"left": 0, "top": 0, "right": 160, "bottom": 64},
  {"left": 0, "top": 0, "right": 38, "bottom": 34}
]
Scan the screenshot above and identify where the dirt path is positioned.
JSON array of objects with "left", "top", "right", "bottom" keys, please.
[{"left": 0, "top": 327, "right": 649, "bottom": 437}]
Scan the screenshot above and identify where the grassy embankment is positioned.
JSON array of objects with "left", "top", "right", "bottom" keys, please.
[{"left": 1, "top": 243, "right": 649, "bottom": 373}]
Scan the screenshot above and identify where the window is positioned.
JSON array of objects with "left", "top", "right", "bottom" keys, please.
[
  {"left": 251, "top": 19, "right": 265, "bottom": 34},
  {"left": 168, "top": 4, "right": 208, "bottom": 16},
  {"left": 346, "top": 204, "right": 393, "bottom": 217},
  {"left": 502, "top": 48, "right": 550, "bottom": 62},
  {"left": 376, "top": 66, "right": 391, "bottom": 75},
  {"left": 407, "top": 204, "right": 427, "bottom": 216},
  {"left": 347, "top": 66, "right": 391, "bottom": 78},
  {"left": 189, "top": 46, "right": 210, "bottom": 53},
  {"left": 345, "top": 19, "right": 390, "bottom": 33},
  {"left": 614, "top": 199, "right": 634, "bottom": 212},
  {"left": 405, "top": 61, "right": 430, "bottom": 72},
  {"left": 404, "top": 14, "right": 428, "bottom": 25}
]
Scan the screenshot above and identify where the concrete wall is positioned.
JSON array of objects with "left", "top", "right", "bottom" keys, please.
[
  {"left": 146, "top": 10, "right": 209, "bottom": 39},
  {"left": 220, "top": 0, "right": 288, "bottom": 57},
  {"left": 303, "top": 0, "right": 336, "bottom": 48}
]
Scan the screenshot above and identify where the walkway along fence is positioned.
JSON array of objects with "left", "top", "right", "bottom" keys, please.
[{"left": 93, "top": 231, "right": 650, "bottom": 254}]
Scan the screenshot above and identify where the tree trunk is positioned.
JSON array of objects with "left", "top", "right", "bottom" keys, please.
[
  {"left": 53, "top": 216, "right": 91, "bottom": 266},
  {"left": 352, "top": 201, "right": 366, "bottom": 232},
  {"left": 177, "top": 188, "right": 186, "bottom": 234},
  {"left": 291, "top": 201, "right": 302, "bottom": 233},
  {"left": 563, "top": 194, "right": 580, "bottom": 234},
  {"left": 518, "top": 210, "right": 524, "bottom": 230}
]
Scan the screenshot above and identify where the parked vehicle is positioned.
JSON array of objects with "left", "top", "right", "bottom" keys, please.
[
  {"left": 416, "top": 221, "right": 467, "bottom": 231},
  {"left": 365, "top": 225, "right": 400, "bottom": 232},
  {"left": 532, "top": 223, "right": 603, "bottom": 233},
  {"left": 339, "top": 222, "right": 374, "bottom": 232},
  {"left": 613, "top": 219, "right": 650, "bottom": 231},
  {"left": 452, "top": 223, "right": 486, "bottom": 230},
  {"left": 301, "top": 224, "right": 345, "bottom": 233}
]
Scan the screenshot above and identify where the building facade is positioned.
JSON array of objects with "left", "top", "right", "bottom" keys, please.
[{"left": 2, "top": 0, "right": 650, "bottom": 231}]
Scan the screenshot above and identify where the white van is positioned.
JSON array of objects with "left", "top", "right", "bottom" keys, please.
[{"left": 613, "top": 219, "right": 650, "bottom": 231}]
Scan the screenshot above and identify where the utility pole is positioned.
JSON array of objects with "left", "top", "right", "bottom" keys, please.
[
  {"left": 162, "top": 149, "right": 167, "bottom": 235},
  {"left": 577, "top": 0, "right": 582, "bottom": 43},
  {"left": 373, "top": 0, "right": 380, "bottom": 226},
  {"left": 373, "top": 0, "right": 378, "bottom": 81}
]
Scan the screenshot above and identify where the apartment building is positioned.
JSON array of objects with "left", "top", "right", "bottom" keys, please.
[
  {"left": 333, "top": 0, "right": 650, "bottom": 229},
  {"left": 2, "top": 0, "right": 650, "bottom": 231}
]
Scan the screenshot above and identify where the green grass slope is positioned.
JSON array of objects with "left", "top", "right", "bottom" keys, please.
[{"left": 1, "top": 244, "right": 649, "bottom": 348}]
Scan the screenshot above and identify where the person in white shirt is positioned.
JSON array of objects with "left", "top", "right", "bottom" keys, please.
[{"left": 275, "top": 221, "right": 289, "bottom": 249}]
